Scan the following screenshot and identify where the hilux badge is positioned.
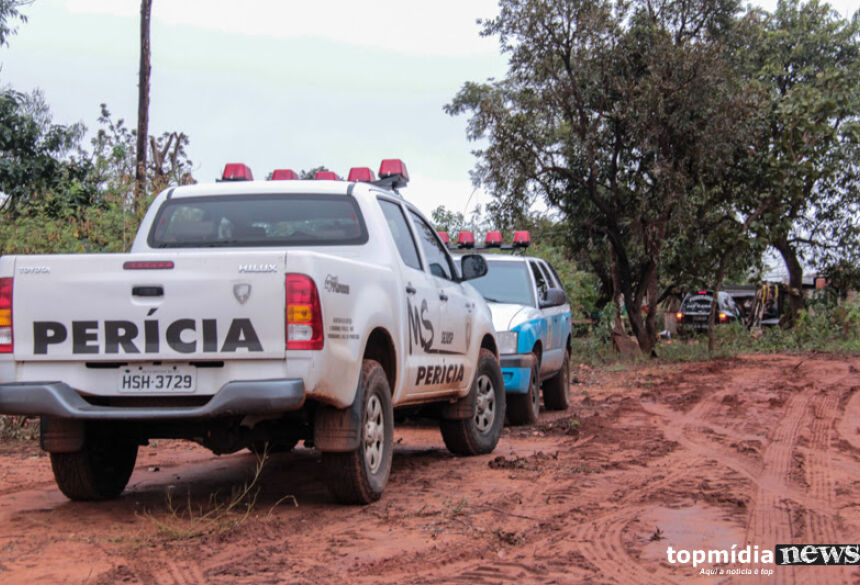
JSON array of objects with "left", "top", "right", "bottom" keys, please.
[{"left": 233, "top": 283, "right": 251, "bottom": 305}]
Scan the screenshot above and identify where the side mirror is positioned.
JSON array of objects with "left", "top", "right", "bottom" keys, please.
[
  {"left": 540, "top": 287, "right": 567, "bottom": 308},
  {"left": 460, "top": 254, "right": 488, "bottom": 281}
]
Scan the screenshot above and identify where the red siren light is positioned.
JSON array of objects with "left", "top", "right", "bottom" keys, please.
[
  {"left": 348, "top": 167, "right": 377, "bottom": 182},
  {"left": 484, "top": 231, "right": 503, "bottom": 247},
  {"left": 315, "top": 171, "right": 338, "bottom": 180},
  {"left": 457, "top": 231, "right": 475, "bottom": 249},
  {"left": 271, "top": 169, "right": 299, "bottom": 180},
  {"left": 512, "top": 230, "right": 530, "bottom": 248},
  {"left": 378, "top": 159, "right": 409, "bottom": 188},
  {"left": 437, "top": 231, "right": 450, "bottom": 244},
  {"left": 221, "top": 163, "right": 253, "bottom": 181}
]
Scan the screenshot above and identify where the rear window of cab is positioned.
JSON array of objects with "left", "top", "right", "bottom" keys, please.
[{"left": 148, "top": 194, "right": 368, "bottom": 248}]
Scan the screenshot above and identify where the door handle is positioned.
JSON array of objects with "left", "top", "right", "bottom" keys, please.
[
  {"left": 132, "top": 286, "right": 164, "bottom": 297},
  {"left": 406, "top": 285, "right": 416, "bottom": 295},
  {"left": 439, "top": 293, "right": 449, "bottom": 301}
]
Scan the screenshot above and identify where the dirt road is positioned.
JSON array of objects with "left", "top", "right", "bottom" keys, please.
[{"left": 0, "top": 353, "right": 857, "bottom": 584}]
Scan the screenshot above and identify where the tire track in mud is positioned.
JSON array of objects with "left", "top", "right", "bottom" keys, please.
[
  {"left": 508, "top": 449, "right": 708, "bottom": 585},
  {"left": 125, "top": 554, "right": 210, "bottom": 585},
  {"left": 743, "top": 384, "right": 815, "bottom": 585},
  {"left": 571, "top": 508, "right": 676, "bottom": 585},
  {"left": 638, "top": 364, "right": 839, "bottom": 585},
  {"left": 799, "top": 389, "right": 853, "bottom": 585}
]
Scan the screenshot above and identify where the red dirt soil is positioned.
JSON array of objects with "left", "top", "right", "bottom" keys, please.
[{"left": 0, "top": 353, "right": 858, "bottom": 584}]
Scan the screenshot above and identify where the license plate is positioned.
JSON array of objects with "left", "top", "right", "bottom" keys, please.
[{"left": 118, "top": 365, "right": 196, "bottom": 393}]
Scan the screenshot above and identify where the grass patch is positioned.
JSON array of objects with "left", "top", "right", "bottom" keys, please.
[
  {"left": 141, "top": 447, "right": 274, "bottom": 541},
  {"left": 571, "top": 300, "right": 860, "bottom": 366},
  {"left": 0, "top": 416, "right": 39, "bottom": 441}
]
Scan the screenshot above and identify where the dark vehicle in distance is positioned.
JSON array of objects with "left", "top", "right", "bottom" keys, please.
[{"left": 675, "top": 290, "right": 743, "bottom": 333}]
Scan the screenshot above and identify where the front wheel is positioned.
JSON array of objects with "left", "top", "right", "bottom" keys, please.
[
  {"left": 542, "top": 348, "right": 571, "bottom": 410},
  {"left": 440, "top": 348, "right": 505, "bottom": 455},
  {"left": 506, "top": 355, "right": 540, "bottom": 425},
  {"left": 323, "top": 359, "right": 393, "bottom": 504}
]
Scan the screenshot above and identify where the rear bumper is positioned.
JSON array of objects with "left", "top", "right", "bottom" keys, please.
[
  {"left": 0, "top": 379, "right": 305, "bottom": 420},
  {"left": 500, "top": 353, "right": 537, "bottom": 394}
]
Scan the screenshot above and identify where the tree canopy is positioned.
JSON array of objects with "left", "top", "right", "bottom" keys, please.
[{"left": 448, "top": 0, "right": 859, "bottom": 352}]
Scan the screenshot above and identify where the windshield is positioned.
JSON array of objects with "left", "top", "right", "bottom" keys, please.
[
  {"left": 464, "top": 259, "right": 534, "bottom": 306},
  {"left": 148, "top": 194, "right": 368, "bottom": 248}
]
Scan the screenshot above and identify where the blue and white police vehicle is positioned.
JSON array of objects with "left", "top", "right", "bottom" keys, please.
[{"left": 450, "top": 231, "right": 572, "bottom": 425}]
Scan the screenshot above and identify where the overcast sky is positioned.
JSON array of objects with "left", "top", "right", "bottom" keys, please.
[{"left": 1, "top": 0, "right": 857, "bottom": 220}]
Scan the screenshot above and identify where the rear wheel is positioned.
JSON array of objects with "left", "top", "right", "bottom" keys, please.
[
  {"left": 506, "top": 356, "right": 540, "bottom": 425},
  {"left": 50, "top": 427, "right": 138, "bottom": 501},
  {"left": 324, "top": 360, "right": 393, "bottom": 504},
  {"left": 542, "top": 348, "right": 571, "bottom": 411},
  {"left": 440, "top": 349, "right": 505, "bottom": 455}
]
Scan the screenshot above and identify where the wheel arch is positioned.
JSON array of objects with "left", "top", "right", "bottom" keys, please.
[
  {"left": 531, "top": 340, "right": 543, "bottom": 364},
  {"left": 363, "top": 327, "right": 397, "bottom": 393},
  {"left": 480, "top": 333, "right": 498, "bottom": 358}
]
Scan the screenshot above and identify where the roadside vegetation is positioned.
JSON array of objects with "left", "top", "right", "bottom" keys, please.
[{"left": 569, "top": 298, "right": 860, "bottom": 367}]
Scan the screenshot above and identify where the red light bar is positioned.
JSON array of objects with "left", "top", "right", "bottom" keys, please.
[
  {"left": 437, "top": 231, "right": 450, "bottom": 244},
  {"left": 315, "top": 171, "right": 338, "bottom": 180},
  {"left": 697, "top": 290, "right": 708, "bottom": 295},
  {"left": 513, "top": 231, "right": 530, "bottom": 248},
  {"left": 348, "top": 167, "right": 377, "bottom": 182},
  {"left": 271, "top": 169, "right": 298, "bottom": 180},
  {"left": 457, "top": 231, "right": 475, "bottom": 249},
  {"left": 221, "top": 163, "right": 253, "bottom": 181},
  {"left": 378, "top": 158, "right": 409, "bottom": 188},
  {"left": 123, "top": 261, "right": 175, "bottom": 270},
  {"left": 485, "top": 231, "right": 502, "bottom": 247}
]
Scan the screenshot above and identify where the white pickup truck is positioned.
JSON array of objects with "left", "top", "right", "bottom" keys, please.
[{"left": 0, "top": 160, "right": 504, "bottom": 504}]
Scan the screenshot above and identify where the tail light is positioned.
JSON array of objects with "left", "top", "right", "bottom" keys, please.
[
  {"left": 123, "top": 261, "right": 175, "bottom": 270},
  {"left": 286, "top": 274, "right": 323, "bottom": 350},
  {"left": 0, "top": 278, "right": 12, "bottom": 353},
  {"left": 675, "top": 312, "right": 683, "bottom": 322},
  {"left": 718, "top": 312, "right": 728, "bottom": 323}
]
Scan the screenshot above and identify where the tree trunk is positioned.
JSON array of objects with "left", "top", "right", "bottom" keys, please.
[
  {"left": 133, "top": 0, "right": 152, "bottom": 216},
  {"left": 625, "top": 290, "right": 655, "bottom": 355},
  {"left": 772, "top": 236, "right": 804, "bottom": 327}
]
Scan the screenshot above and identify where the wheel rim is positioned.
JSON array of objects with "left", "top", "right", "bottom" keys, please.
[
  {"left": 530, "top": 366, "right": 540, "bottom": 416},
  {"left": 364, "top": 393, "right": 385, "bottom": 474},
  {"left": 473, "top": 374, "right": 496, "bottom": 433}
]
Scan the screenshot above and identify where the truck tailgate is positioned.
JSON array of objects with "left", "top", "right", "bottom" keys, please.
[{"left": 11, "top": 251, "right": 288, "bottom": 361}]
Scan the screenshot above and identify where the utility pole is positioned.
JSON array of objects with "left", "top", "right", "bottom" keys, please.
[{"left": 133, "top": 0, "right": 152, "bottom": 215}]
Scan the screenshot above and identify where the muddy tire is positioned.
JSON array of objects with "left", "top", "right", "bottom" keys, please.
[
  {"left": 324, "top": 360, "right": 393, "bottom": 505},
  {"left": 506, "top": 355, "right": 540, "bottom": 425},
  {"left": 440, "top": 348, "right": 505, "bottom": 455},
  {"left": 50, "top": 432, "right": 138, "bottom": 501},
  {"left": 542, "top": 348, "right": 571, "bottom": 411}
]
